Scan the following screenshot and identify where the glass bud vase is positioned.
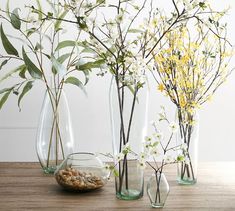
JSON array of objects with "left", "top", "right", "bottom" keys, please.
[
  {"left": 176, "top": 108, "right": 199, "bottom": 185},
  {"left": 109, "top": 76, "right": 148, "bottom": 200},
  {"left": 36, "top": 88, "right": 74, "bottom": 174},
  {"left": 147, "top": 172, "right": 169, "bottom": 208}
]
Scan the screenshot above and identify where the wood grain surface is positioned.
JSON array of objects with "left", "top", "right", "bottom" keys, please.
[{"left": 0, "top": 162, "right": 235, "bottom": 211}]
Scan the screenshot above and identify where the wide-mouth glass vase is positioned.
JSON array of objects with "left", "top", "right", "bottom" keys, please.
[
  {"left": 176, "top": 108, "right": 199, "bottom": 185},
  {"left": 36, "top": 88, "right": 74, "bottom": 174},
  {"left": 147, "top": 172, "right": 169, "bottom": 208},
  {"left": 109, "top": 76, "right": 148, "bottom": 200},
  {"left": 55, "top": 152, "right": 109, "bottom": 192}
]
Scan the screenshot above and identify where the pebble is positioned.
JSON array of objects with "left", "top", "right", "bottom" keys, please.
[{"left": 55, "top": 168, "right": 105, "bottom": 191}]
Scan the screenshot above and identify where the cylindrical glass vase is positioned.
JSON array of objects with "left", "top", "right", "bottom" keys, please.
[
  {"left": 109, "top": 76, "right": 148, "bottom": 200},
  {"left": 147, "top": 172, "right": 169, "bottom": 208},
  {"left": 176, "top": 108, "right": 199, "bottom": 185},
  {"left": 36, "top": 88, "right": 74, "bottom": 174}
]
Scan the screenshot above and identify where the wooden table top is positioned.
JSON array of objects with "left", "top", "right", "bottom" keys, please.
[{"left": 0, "top": 162, "right": 235, "bottom": 211}]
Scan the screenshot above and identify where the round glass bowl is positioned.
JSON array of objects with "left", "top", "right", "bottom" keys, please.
[{"left": 55, "top": 153, "right": 108, "bottom": 192}]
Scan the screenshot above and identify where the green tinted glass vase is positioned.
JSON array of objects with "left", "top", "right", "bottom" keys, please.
[
  {"left": 176, "top": 108, "right": 199, "bottom": 185},
  {"left": 109, "top": 76, "right": 148, "bottom": 200}
]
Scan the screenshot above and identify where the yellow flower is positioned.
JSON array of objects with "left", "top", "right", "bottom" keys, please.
[
  {"left": 179, "top": 96, "right": 186, "bottom": 108},
  {"left": 158, "top": 83, "right": 165, "bottom": 92},
  {"left": 181, "top": 55, "right": 190, "bottom": 63},
  {"left": 206, "top": 95, "right": 213, "bottom": 102}
]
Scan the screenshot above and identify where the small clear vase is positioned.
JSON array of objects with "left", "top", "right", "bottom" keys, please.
[
  {"left": 147, "top": 172, "right": 169, "bottom": 208},
  {"left": 176, "top": 108, "right": 199, "bottom": 185},
  {"left": 36, "top": 88, "right": 74, "bottom": 174},
  {"left": 109, "top": 76, "right": 148, "bottom": 200}
]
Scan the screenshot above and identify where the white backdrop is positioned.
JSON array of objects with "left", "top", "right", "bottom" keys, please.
[{"left": 0, "top": 0, "right": 235, "bottom": 162}]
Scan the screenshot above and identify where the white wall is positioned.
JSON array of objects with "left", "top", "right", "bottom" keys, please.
[{"left": 0, "top": 0, "right": 235, "bottom": 162}]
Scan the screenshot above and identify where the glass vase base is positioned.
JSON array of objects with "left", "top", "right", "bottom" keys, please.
[
  {"left": 151, "top": 203, "right": 165, "bottom": 208},
  {"left": 177, "top": 177, "right": 197, "bottom": 185},
  {"left": 116, "top": 189, "right": 143, "bottom": 200},
  {"left": 43, "top": 166, "right": 57, "bottom": 174}
]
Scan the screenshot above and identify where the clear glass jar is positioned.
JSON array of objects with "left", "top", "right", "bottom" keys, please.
[
  {"left": 109, "top": 76, "right": 149, "bottom": 200},
  {"left": 176, "top": 108, "right": 199, "bottom": 185},
  {"left": 36, "top": 88, "right": 74, "bottom": 174},
  {"left": 55, "top": 152, "right": 109, "bottom": 192},
  {"left": 147, "top": 172, "right": 169, "bottom": 208}
]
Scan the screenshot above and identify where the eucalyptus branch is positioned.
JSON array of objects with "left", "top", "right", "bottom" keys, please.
[{"left": 0, "top": 55, "right": 22, "bottom": 61}]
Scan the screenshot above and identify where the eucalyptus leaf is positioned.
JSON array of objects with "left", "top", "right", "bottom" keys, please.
[
  {"left": 81, "top": 47, "right": 95, "bottom": 54},
  {"left": 55, "top": 10, "right": 68, "bottom": 32},
  {"left": 6, "top": 0, "right": 10, "bottom": 18},
  {"left": 0, "top": 87, "right": 13, "bottom": 95},
  {"left": 18, "top": 81, "right": 33, "bottom": 109},
  {"left": 26, "top": 28, "right": 37, "bottom": 37},
  {"left": 96, "top": 0, "right": 105, "bottom": 3},
  {"left": 77, "top": 59, "right": 105, "bottom": 70},
  {"left": 0, "top": 60, "right": 8, "bottom": 70},
  {"left": 10, "top": 8, "right": 21, "bottom": 30},
  {"left": 0, "top": 90, "right": 11, "bottom": 110},
  {"left": 80, "top": 69, "right": 89, "bottom": 85},
  {"left": 0, "top": 64, "right": 25, "bottom": 82},
  {"left": 64, "top": 76, "right": 86, "bottom": 94},
  {"left": 0, "top": 24, "right": 19, "bottom": 56},
  {"left": 19, "top": 65, "right": 27, "bottom": 79},
  {"left": 75, "top": 60, "right": 90, "bottom": 85},
  {"left": 35, "top": 0, "right": 43, "bottom": 20},
  {"left": 35, "top": 43, "right": 43, "bottom": 51},
  {"left": 57, "top": 53, "right": 71, "bottom": 64},
  {"left": 22, "top": 47, "right": 42, "bottom": 79},
  {"left": 51, "top": 55, "right": 67, "bottom": 76},
  {"left": 6, "top": 34, "right": 26, "bottom": 43},
  {"left": 55, "top": 40, "right": 77, "bottom": 51}
]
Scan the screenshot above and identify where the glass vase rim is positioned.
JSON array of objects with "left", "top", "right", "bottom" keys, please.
[
  {"left": 67, "top": 152, "right": 98, "bottom": 161},
  {"left": 151, "top": 172, "right": 166, "bottom": 176}
]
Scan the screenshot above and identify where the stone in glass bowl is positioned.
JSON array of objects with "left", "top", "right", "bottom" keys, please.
[{"left": 55, "top": 152, "right": 109, "bottom": 192}]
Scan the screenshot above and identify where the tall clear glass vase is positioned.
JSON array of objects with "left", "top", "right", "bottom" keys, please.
[
  {"left": 176, "top": 108, "right": 199, "bottom": 185},
  {"left": 109, "top": 76, "right": 148, "bottom": 200},
  {"left": 36, "top": 88, "right": 74, "bottom": 174}
]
